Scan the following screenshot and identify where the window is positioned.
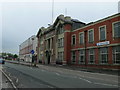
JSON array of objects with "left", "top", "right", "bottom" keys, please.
[
  {"left": 72, "top": 35, "right": 76, "bottom": 45},
  {"left": 113, "top": 21, "right": 120, "bottom": 38},
  {"left": 71, "top": 51, "right": 76, "bottom": 63},
  {"left": 79, "top": 50, "right": 85, "bottom": 64},
  {"left": 113, "top": 46, "right": 120, "bottom": 64},
  {"left": 58, "top": 52, "right": 62, "bottom": 61},
  {"left": 99, "top": 47, "right": 108, "bottom": 64},
  {"left": 58, "top": 38, "right": 64, "bottom": 48},
  {"left": 58, "top": 39, "right": 60, "bottom": 47},
  {"left": 60, "top": 39, "right": 62, "bottom": 47},
  {"left": 58, "top": 25, "right": 64, "bottom": 34},
  {"left": 61, "top": 38, "right": 64, "bottom": 47},
  {"left": 99, "top": 26, "right": 106, "bottom": 41},
  {"left": 88, "top": 29, "right": 94, "bottom": 43},
  {"left": 62, "top": 52, "right": 64, "bottom": 61},
  {"left": 79, "top": 32, "right": 84, "bottom": 44},
  {"left": 88, "top": 49, "right": 94, "bottom": 64}
]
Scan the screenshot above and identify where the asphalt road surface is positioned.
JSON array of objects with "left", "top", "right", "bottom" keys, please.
[{"left": 2, "top": 62, "right": 119, "bottom": 88}]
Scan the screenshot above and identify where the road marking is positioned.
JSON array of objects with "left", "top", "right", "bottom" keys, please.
[
  {"left": 56, "top": 73, "right": 60, "bottom": 76},
  {"left": 16, "top": 78, "right": 18, "bottom": 83},
  {"left": 93, "top": 82, "right": 119, "bottom": 87},
  {"left": 9, "top": 73, "right": 11, "bottom": 76},
  {"left": 41, "top": 70, "right": 45, "bottom": 72},
  {"left": 47, "top": 85, "right": 54, "bottom": 88},
  {"left": 76, "top": 74, "right": 118, "bottom": 83},
  {"left": 79, "top": 77, "right": 92, "bottom": 83},
  {"left": 77, "top": 70, "right": 119, "bottom": 77}
]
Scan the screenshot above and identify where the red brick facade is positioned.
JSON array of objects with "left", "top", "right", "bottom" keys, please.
[
  {"left": 37, "top": 13, "right": 120, "bottom": 69},
  {"left": 69, "top": 13, "right": 120, "bottom": 69}
]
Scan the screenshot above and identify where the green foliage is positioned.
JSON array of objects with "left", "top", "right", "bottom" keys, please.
[
  {"left": 1, "top": 52, "right": 18, "bottom": 60},
  {"left": 14, "top": 54, "right": 18, "bottom": 58}
]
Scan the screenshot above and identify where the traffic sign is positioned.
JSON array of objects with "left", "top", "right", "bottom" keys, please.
[{"left": 30, "top": 50, "right": 34, "bottom": 54}]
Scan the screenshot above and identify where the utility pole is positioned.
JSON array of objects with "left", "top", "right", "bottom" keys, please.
[
  {"left": 52, "top": 0, "right": 54, "bottom": 24},
  {"left": 65, "top": 8, "right": 67, "bottom": 16}
]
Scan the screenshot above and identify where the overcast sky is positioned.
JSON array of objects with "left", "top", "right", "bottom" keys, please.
[{"left": 0, "top": 0, "right": 119, "bottom": 54}]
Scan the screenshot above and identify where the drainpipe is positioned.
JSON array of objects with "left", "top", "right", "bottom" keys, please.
[{"left": 84, "top": 31, "right": 87, "bottom": 67}]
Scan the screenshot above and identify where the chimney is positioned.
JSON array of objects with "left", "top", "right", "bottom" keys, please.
[
  {"left": 65, "top": 16, "right": 71, "bottom": 21},
  {"left": 59, "top": 14, "right": 64, "bottom": 19}
]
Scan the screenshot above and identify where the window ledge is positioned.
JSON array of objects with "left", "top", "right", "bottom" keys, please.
[
  {"left": 88, "top": 42, "right": 94, "bottom": 44},
  {"left": 78, "top": 63, "right": 85, "bottom": 64},
  {"left": 88, "top": 63, "right": 95, "bottom": 64},
  {"left": 99, "top": 39, "right": 107, "bottom": 42},
  {"left": 112, "top": 64, "right": 120, "bottom": 65},
  {"left": 113, "top": 37, "right": 120, "bottom": 39}
]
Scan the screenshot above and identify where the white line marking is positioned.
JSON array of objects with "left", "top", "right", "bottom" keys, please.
[
  {"left": 77, "top": 74, "right": 118, "bottom": 83},
  {"left": 93, "top": 82, "right": 119, "bottom": 87},
  {"left": 56, "top": 73, "right": 60, "bottom": 76},
  {"left": 47, "top": 85, "right": 54, "bottom": 88},
  {"left": 41, "top": 70, "right": 45, "bottom": 72},
  {"left": 16, "top": 78, "right": 18, "bottom": 83},
  {"left": 79, "top": 77, "right": 92, "bottom": 83}
]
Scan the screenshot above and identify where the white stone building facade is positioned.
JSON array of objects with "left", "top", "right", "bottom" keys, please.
[{"left": 19, "top": 35, "right": 37, "bottom": 62}]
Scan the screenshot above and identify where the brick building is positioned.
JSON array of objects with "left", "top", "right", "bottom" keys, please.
[{"left": 37, "top": 13, "right": 120, "bottom": 69}]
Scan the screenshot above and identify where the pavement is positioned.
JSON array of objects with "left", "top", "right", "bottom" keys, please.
[
  {"left": 0, "top": 65, "right": 14, "bottom": 89},
  {"left": 6, "top": 60, "right": 119, "bottom": 76}
]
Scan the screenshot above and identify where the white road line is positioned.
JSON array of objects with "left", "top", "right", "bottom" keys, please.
[
  {"left": 56, "top": 73, "right": 60, "bottom": 76},
  {"left": 9, "top": 73, "right": 11, "bottom": 76},
  {"left": 77, "top": 70, "right": 119, "bottom": 77},
  {"left": 47, "top": 85, "right": 54, "bottom": 88},
  {"left": 77, "top": 74, "right": 118, "bottom": 83},
  {"left": 79, "top": 77, "right": 92, "bottom": 83},
  {"left": 16, "top": 78, "right": 19, "bottom": 83},
  {"left": 93, "top": 82, "right": 119, "bottom": 87},
  {"left": 41, "top": 70, "right": 45, "bottom": 72}
]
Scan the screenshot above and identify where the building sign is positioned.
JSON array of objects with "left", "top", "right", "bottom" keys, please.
[{"left": 97, "top": 41, "right": 110, "bottom": 46}]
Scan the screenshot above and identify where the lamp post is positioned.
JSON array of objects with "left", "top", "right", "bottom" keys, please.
[{"left": 31, "top": 37, "right": 34, "bottom": 66}]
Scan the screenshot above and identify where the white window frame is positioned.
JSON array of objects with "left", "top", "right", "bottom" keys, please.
[
  {"left": 112, "top": 21, "right": 120, "bottom": 38},
  {"left": 88, "top": 29, "right": 94, "bottom": 43},
  {"left": 79, "top": 32, "right": 84, "bottom": 44},
  {"left": 71, "top": 34, "right": 76, "bottom": 45},
  {"left": 99, "top": 47, "right": 108, "bottom": 64},
  {"left": 99, "top": 25, "right": 107, "bottom": 41},
  {"left": 112, "top": 46, "right": 120, "bottom": 64},
  {"left": 79, "top": 50, "right": 85, "bottom": 64},
  {"left": 88, "top": 49, "right": 95, "bottom": 64},
  {"left": 58, "top": 39, "right": 60, "bottom": 48},
  {"left": 71, "top": 51, "right": 76, "bottom": 63}
]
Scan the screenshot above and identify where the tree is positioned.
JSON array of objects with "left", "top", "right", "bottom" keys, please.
[{"left": 14, "top": 54, "right": 18, "bottom": 59}]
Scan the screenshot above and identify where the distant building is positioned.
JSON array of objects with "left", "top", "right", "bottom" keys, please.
[
  {"left": 37, "top": 13, "right": 120, "bottom": 69},
  {"left": 19, "top": 35, "right": 37, "bottom": 62}
]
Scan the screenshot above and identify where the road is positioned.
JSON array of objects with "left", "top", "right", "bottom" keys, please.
[{"left": 2, "top": 62, "right": 119, "bottom": 88}]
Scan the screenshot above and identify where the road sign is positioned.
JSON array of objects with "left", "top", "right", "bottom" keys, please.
[{"left": 30, "top": 50, "right": 34, "bottom": 54}]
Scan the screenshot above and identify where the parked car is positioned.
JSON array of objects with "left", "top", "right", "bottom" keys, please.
[{"left": 0, "top": 58, "right": 5, "bottom": 64}]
